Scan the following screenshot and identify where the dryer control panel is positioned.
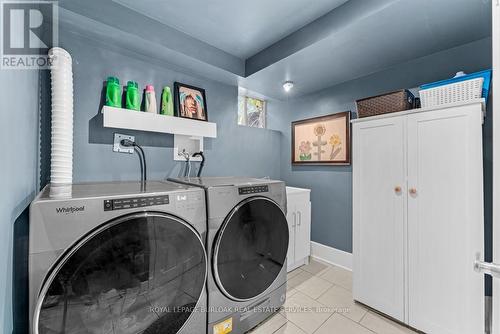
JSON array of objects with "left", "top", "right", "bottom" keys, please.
[
  {"left": 104, "top": 195, "right": 170, "bottom": 211},
  {"left": 238, "top": 185, "right": 269, "bottom": 195}
]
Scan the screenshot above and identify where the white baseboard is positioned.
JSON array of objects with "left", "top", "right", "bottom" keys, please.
[{"left": 310, "top": 241, "right": 353, "bottom": 271}]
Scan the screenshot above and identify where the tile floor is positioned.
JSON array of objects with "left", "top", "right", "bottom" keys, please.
[{"left": 248, "top": 259, "right": 419, "bottom": 334}]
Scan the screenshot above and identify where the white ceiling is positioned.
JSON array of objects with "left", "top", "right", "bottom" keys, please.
[{"left": 112, "top": 0, "right": 349, "bottom": 58}]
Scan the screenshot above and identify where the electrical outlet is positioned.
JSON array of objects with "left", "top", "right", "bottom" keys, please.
[{"left": 113, "top": 133, "right": 135, "bottom": 154}]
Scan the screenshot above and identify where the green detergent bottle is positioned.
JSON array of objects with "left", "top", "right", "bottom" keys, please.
[
  {"left": 160, "top": 86, "right": 174, "bottom": 116},
  {"left": 105, "top": 76, "right": 121, "bottom": 107},
  {"left": 125, "top": 81, "right": 140, "bottom": 111}
]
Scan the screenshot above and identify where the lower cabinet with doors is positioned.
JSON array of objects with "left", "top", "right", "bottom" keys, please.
[
  {"left": 286, "top": 187, "right": 311, "bottom": 272},
  {"left": 352, "top": 100, "right": 485, "bottom": 334}
]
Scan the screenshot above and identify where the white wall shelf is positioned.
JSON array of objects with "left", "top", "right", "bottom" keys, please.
[{"left": 101, "top": 106, "right": 217, "bottom": 138}]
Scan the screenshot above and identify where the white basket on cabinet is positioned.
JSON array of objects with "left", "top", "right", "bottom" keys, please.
[{"left": 419, "top": 77, "right": 484, "bottom": 108}]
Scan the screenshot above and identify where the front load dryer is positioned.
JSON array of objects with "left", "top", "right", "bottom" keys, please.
[
  {"left": 29, "top": 181, "right": 207, "bottom": 334},
  {"left": 168, "top": 177, "right": 289, "bottom": 334}
]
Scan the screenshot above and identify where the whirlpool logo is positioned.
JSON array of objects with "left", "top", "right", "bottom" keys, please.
[{"left": 55, "top": 206, "right": 85, "bottom": 214}]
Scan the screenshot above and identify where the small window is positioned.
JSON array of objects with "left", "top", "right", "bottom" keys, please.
[{"left": 238, "top": 95, "right": 266, "bottom": 128}]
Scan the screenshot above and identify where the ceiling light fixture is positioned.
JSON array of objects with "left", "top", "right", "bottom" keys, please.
[{"left": 283, "top": 81, "right": 294, "bottom": 92}]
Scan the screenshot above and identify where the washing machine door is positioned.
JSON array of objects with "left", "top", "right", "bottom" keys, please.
[
  {"left": 33, "top": 212, "right": 207, "bottom": 334},
  {"left": 213, "top": 196, "right": 289, "bottom": 301}
]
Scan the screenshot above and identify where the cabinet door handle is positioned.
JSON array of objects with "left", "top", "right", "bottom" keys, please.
[
  {"left": 297, "top": 211, "right": 301, "bottom": 226},
  {"left": 292, "top": 212, "right": 296, "bottom": 227},
  {"left": 394, "top": 186, "right": 402, "bottom": 193},
  {"left": 474, "top": 253, "right": 500, "bottom": 278},
  {"left": 409, "top": 188, "right": 417, "bottom": 195}
]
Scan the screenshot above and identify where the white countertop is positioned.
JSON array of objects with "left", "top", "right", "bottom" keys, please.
[{"left": 286, "top": 186, "right": 311, "bottom": 195}]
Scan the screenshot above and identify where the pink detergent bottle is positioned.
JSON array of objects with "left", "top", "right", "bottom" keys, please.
[{"left": 144, "top": 85, "right": 157, "bottom": 113}]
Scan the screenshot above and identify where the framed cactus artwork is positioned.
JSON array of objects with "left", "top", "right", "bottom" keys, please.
[{"left": 291, "top": 112, "right": 351, "bottom": 165}]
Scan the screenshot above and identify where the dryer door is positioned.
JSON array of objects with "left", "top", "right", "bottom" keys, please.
[
  {"left": 213, "top": 197, "right": 289, "bottom": 301},
  {"left": 34, "top": 212, "right": 206, "bottom": 334}
]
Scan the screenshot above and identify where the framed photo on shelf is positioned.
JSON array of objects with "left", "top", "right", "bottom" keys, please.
[
  {"left": 174, "top": 82, "right": 208, "bottom": 121},
  {"left": 291, "top": 111, "right": 351, "bottom": 165}
]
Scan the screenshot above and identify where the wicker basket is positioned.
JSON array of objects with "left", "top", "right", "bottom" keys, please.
[{"left": 356, "top": 90, "right": 414, "bottom": 118}]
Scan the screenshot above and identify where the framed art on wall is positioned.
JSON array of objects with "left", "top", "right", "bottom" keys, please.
[
  {"left": 174, "top": 82, "right": 208, "bottom": 121},
  {"left": 291, "top": 111, "right": 351, "bottom": 165}
]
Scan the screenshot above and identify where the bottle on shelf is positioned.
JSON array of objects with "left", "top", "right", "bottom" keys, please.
[
  {"left": 160, "top": 86, "right": 174, "bottom": 116},
  {"left": 145, "top": 85, "right": 157, "bottom": 113},
  {"left": 105, "top": 76, "right": 121, "bottom": 108},
  {"left": 125, "top": 81, "right": 140, "bottom": 111}
]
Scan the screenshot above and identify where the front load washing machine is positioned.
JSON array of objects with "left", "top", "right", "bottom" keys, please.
[
  {"left": 168, "top": 177, "right": 289, "bottom": 334},
  {"left": 29, "top": 181, "right": 208, "bottom": 334}
]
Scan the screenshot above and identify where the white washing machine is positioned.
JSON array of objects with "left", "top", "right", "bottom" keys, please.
[
  {"left": 29, "top": 181, "right": 208, "bottom": 334},
  {"left": 168, "top": 177, "right": 289, "bottom": 334}
]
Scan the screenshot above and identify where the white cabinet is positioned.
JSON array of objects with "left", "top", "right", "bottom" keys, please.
[
  {"left": 352, "top": 100, "right": 485, "bottom": 333},
  {"left": 286, "top": 187, "right": 311, "bottom": 272},
  {"left": 406, "top": 106, "right": 484, "bottom": 333},
  {"left": 352, "top": 115, "right": 406, "bottom": 322}
]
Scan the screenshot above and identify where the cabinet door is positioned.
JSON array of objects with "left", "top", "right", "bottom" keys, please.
[
  {"left": 295, "top": 196, "right": 311, "bottom": 262},
  {"left": 407, "top": 106, "right": 484, "bottom": 334},
  {"left": 286, "top": 198, "right": 296, "bottom": 272},
  {"left": 353, "top": 116, "right": 406, "bottom": 322}
]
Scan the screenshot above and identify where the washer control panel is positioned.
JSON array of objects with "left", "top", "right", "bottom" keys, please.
[
  {"left": 238, "top": 185, "right": 269, "bottom": 195},
  {"left": 104, "top": 195, "right": 170, "bottom": 211}
]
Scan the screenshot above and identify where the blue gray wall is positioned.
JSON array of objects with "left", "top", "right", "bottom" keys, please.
[
  {"left": 7, "top": 24, "right": 282, "bottom": 334},
  {"left": 268, "top": 37, "right": 493, "bottom": 254},
  {"left": 7, "top": 27, "right": 281, "bottom": 334},
  {"left": 44, "top": 30, "right": 281, "bottom": 186},
  {"left": 1, "top": 71, "right": 40, "bottom": 333}
]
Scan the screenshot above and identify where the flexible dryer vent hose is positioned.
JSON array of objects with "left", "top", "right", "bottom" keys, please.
[{"left": 48, "top": 47, "right": 74, "bottom": 198}]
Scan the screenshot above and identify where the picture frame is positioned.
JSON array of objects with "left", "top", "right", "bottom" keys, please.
[
  {"left": 174, "top": 82, "right": 208, "bottom": 121},
  {"left": 291, "top": 111, "right": 351, "bottom": 165}
]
